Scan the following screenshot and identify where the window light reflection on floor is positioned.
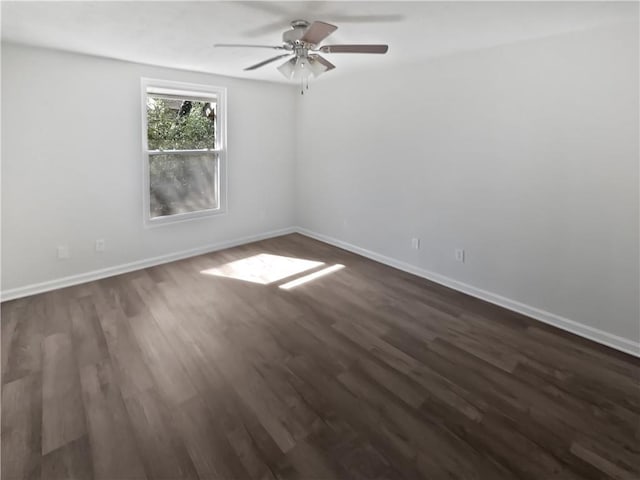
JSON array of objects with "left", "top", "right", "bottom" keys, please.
[
  {"left": 200, "top": 253, "right": 324, "bottom": 284},
  {"left": 279, "top": 264, "right": 345, "bottom": 290}
]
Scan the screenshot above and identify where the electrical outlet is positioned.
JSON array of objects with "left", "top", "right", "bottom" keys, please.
[
  {"left": 57, "top": 245, "right": 70, "bottom": 259},
  {"left": 411, "top": 238, "right": 420, "bottom": 250},
  {"left": 95, "top": 239, "right": 105, "bottom": 252},
  {"left": 455, "top": 248, "right": 465, "bottom": 263}
]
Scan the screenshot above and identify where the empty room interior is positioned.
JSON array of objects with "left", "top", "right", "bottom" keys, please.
[{"left": 1, "top": 1, "right": 639, "bottom": 479}]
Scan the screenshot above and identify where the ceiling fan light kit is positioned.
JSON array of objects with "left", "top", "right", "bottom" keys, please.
[
  {"left": 278, "top": 57, "right": 327, "bottom": 80},
  {"left": 215, "top": 19, "right": 389, "bottom": 94}
]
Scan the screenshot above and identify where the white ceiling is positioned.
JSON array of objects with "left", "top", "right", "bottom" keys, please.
[{"left": 1, "top": 1, "right": 636, "bottom": 84}]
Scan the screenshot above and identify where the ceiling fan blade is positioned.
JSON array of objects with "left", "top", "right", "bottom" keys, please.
[
  {"left": 215, "top": 43, "right": 288, "bottom": 50},
  {"left": 319, "top": 44, "right": 389, "bottom": 54},
  {"left": 244, "top": 53, "right": 292, "bottom": 71},
  {"left": 309, "top": 54, "right": 335, "bottom": 71},
  {"left": 300, "top": 21, "right": 338, "bottom": 45}
]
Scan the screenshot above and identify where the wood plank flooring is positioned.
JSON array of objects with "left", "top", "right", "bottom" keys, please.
[{"left": 2, "top": 233, "right": 639, "bottom": 480}]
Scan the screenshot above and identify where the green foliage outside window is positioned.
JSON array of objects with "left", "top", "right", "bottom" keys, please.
[{"left": 147, "top": 98, "right": 216, "bottom": 150}]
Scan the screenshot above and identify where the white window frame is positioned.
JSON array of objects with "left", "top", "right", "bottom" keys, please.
[{"left": 141, "top": 78, "right": 227, "bottom": 227}]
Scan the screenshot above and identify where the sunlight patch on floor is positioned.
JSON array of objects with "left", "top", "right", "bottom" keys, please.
[
  {"left": 200, "top": 253, "right": 324, "bottom": 284},
  {"left": 279, "top": 264, "right": 345, "bottom": 290}
]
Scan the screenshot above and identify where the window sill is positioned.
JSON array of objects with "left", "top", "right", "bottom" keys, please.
[{"left": 144, "top": 207, "right": 227, "bottom": 228}]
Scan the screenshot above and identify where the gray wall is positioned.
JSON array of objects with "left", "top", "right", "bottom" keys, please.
[
  {"left": 295, "top": 22, "right": 639, "bottom": 345},
  {"left": 2, "top": 43, "right": 297, "bottom": 291}
]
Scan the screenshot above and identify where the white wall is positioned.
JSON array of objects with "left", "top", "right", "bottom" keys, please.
[
  {"left": 1, "top": 43, "right": 296, "bottom": 292},
  {"left": 296, "top": 22, "right": 639, "bottom": 345}
]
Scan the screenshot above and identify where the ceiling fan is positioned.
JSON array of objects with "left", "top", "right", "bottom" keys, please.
[{"left": 215, "top": 20, "right": 389, "bottom": 93}]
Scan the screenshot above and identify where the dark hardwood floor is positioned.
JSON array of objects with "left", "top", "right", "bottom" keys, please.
[{"left": 2, "top": 233, "right": 639, "bottom": 480}]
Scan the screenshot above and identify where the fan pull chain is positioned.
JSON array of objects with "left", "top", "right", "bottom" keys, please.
[{"left": 300, "top": 77, "right": 310, "bottom": 95}]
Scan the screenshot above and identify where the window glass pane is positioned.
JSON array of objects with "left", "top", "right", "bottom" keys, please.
[
  {"left": 147, "top": 97, "right": 216, "bottom": 150},
  {"left": 149, "top": 152, "right": 218, "bottom": 218}
]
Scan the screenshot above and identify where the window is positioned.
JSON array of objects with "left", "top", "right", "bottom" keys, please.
[{"left": 141, "top": 78, "right": 226, "bottom": 226}]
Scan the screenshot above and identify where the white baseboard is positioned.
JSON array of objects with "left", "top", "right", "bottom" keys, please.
[
  {"left": 295, "top": 227, "right": 640, "bottom": 358},
  {"left": 0, "top": 227, "right": 296, "bottom": 302}
]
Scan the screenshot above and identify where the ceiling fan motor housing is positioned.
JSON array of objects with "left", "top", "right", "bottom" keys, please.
[{"left": 283, "top": 20, "right": 311, "bottom": 45}]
